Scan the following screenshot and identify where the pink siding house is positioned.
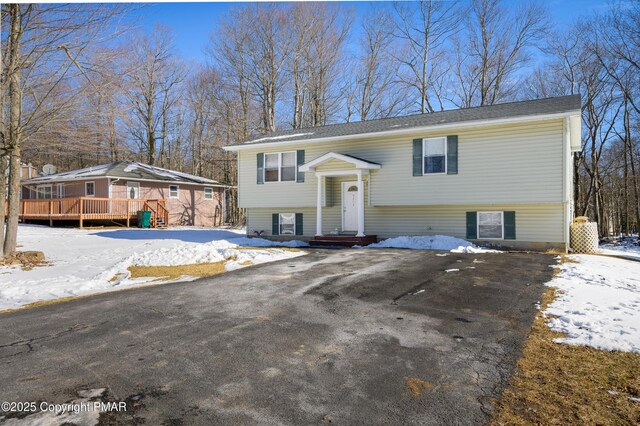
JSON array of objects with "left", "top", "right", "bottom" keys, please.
[{"left": 19, "top": 161, "right": 231, "bottom": 227}]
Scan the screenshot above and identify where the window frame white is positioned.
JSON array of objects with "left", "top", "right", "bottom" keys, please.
[
  {"left": 279, "top": 212, "right": 296, "bottom": 235},
  {"left": 36, "top": 185, "right": 53, "bottom": 199},
  {"left": 204, "top": 187, "right": 214, "bottom": 200},
  {"left": 85, "top": 181, "right": 95, "bottom": 197},
  {"left": 422, "top": 137, "right": 447, "bottom": 175},
  {"left": 264, "top": 151, "right": 297, "bottom": 183},
  {"left": 477, "top": 211, "right": 504, "bottom": 240},
  {"left": 169, "top": 184, "right": 179, "bottom": 199},
  {"left": 57, "top": 183, "right": 65, "bottom": 199}
]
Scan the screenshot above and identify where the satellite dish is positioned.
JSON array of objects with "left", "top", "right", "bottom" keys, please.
[{"left": 42, "top": 164, "right": 57, "bottom": 175}]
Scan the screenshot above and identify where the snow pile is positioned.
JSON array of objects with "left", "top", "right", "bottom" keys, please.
[
  {"left": 545, "top": 255, "right": 640, "bottom": 353},
  {"left": 365, "top": 235, "right": 502, "bottom": 253},
  {"left": 0, "top": 225, "right": 307, "bottom": 311}
]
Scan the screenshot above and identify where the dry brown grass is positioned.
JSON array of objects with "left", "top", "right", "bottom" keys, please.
[
  {"left": 491, "top": 287, "right": 640, "bottom": 425},
  {"left": 239, "top": 246, "right": 302, "bottom": 252},
  {"left": 0, "top": 251, "right": 48, "bottom": 271},
  {"left": 127, "top": 261, "right": 227, "bottom": 281}
]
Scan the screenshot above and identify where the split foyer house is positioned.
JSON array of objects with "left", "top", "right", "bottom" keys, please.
[
  {"left": 19, "top": 161, "right": 231, "bottom": 227},
  {"left": 225, "top": 95, "right": 582, "bottom": 251}
]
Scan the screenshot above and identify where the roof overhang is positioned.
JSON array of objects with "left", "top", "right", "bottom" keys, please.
[
  {"left": 224, "top": 111, "right": 582, "bottom": 152},
  {"left": 22, "top": 175, "right": 231, "bottom": 188},
  {"left": 299, "top": 152, "right": 381, "bottom": 172}
]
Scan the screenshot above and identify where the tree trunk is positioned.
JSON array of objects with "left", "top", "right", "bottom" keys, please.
[
  {"left": 0, "top": 154, "right": 7, "bottom": 251},
  {"left": 3, "top": 4, "right": 23, "bottom": 258}
]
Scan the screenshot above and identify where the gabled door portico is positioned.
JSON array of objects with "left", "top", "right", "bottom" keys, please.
[{"left": 299, "top": 152, "right": 381, "bottom": 237}]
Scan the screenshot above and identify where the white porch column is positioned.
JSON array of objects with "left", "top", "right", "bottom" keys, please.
[
  {"left": 356, "top": 171, "right": 365, "bottom": 237},
  {"left": 316, "top": 174, "right": 323, "bottom": 236}
]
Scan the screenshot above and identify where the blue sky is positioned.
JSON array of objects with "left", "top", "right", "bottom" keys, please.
[
  {"left": 130, "top": 1, "right": 608, "bottom": 63},
  {"left": 129, "top": 0, "right": 607, "bottom": 62}
]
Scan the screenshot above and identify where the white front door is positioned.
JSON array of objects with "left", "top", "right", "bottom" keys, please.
[
  {"left": 127, "top": 182, "right": 140, "bottom": 199},
  {"left": 342, "top": 181, "right": 359, "bottom": 232}
]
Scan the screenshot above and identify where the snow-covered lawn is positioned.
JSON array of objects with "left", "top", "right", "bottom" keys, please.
[
  {"left": 545, "top": 254, "right": 640, "bottom": 353},
  {"left": 599, "top": 234, "right": 640, "bottom": 261},
  {"left": 364, "top": 235, "right": 502, "bottom": 253},
  {"left": 0, "top": 225, "right": 307, "bottom": 311}
]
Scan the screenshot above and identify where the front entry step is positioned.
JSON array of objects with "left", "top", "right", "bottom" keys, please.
[{"left": 309, "top": 235, "right": 378, "bottom": 247}]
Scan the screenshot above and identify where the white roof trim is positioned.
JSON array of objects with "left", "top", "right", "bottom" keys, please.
[
  {"left": 224, "top": 111, "right": 581, "bottom": 152},
  {"left": 299, "top": 152, "right": 381, "bottom": 172}
]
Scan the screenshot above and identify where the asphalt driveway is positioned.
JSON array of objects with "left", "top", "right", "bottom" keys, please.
[{"left": 0, "top": 249, "right": 553, "bottom": 425}]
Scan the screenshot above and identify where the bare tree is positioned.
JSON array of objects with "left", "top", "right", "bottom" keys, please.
[
  {"left": 244, "top": 4, "right": 291, "bottom": 132},
  {"left": 393, "top": 0, "right": 462, "bottom": 113},
  {"left": 1, "top": 4, "right": 128, "bottom": 257},
  {"left": 353, "top": 9, "right": 408, "bottom": 121},
  {"left": 451, "top": 0, "right": 549, "bottom": 107},
  {"left": 123, "top": 27, "right": 184, "bottom": 166}
]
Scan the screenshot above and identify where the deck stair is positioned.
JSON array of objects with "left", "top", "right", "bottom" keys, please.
[{"left": 309, "top": 234, "right": 378, "bottom": 247}]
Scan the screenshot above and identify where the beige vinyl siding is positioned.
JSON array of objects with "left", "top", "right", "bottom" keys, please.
[
  {"left": 238, "top": 119, "right": 564, "bottom": 208},
  {"left": 315, "top": 159, "right": 357, "bottom": 172},
  {"left": 246, "top": 203, "right": 564, "bottom": 243}
]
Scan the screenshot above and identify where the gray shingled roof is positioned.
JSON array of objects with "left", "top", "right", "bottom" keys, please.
[
  {"left": 24, "top": 161, "right": 222, "bottom": 185},
  {"left": 237, "top": 95, "right": 581, "bottom": 146}
]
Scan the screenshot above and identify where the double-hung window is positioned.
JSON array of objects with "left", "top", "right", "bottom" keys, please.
[
  {"left": 169, "top": 185, "right": 179, "bottom": 198},
  {"left": 265, "top": 151, "right": 296, "bottom": 182},
  {"left": 279, "top": 213, "right": 295, "bottom": 235},
  {"left": 477, "top": 211, "right": 504, "bottom": 239},
  {"left": 423, "top": 137, "right": 447, "bottom": 174},
  {"left": 85, "top": 181, "right": 95, "bottom": 197},
  {"left": 204, "top": 187, "right": 214, "bottom": 200}
]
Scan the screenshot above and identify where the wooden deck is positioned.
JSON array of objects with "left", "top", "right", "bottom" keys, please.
[{"left": 6, "top": 197, "right": 169, "bottom": 228}]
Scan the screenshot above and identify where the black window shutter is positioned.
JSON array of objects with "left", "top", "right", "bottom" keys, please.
[
  {"left": 295, "top": 213, "right": 303, "bottom": 235},
  {"left": 447, "top": 135, "right": 458, "bottom": 175},
  {"left": 272, "top": 213, "right": 279, "bottom": 235},
  {"left": 296, "top": 150, "right": 305, "bottom": 182},
  {"left": 412, "top": 139, "right": 423, "bottom": 176},
  {"left": 504, "top": 211, "right": 516, "bottom": 240},
  {"left": 466, "top": 211, "right": 477, "bottom": 239},
  {"left": 257, "top": 153, "right": 264, "bottom": 184}
]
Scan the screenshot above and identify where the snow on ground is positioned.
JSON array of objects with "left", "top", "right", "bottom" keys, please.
[
  {"left": 0, "top": 225, "right": 307, "bottom": 311},
  {"left": 364, "top": 235, "right": 502, "bottom": 253},
  {"left": 599, "top": 234, "right": 640, "bottom": 261},
  {"left": 1, "top": 388, "right": 108, "bottom": 426},
  {"left": 545, "top": 254, "right": 640, "bottom": 353}
]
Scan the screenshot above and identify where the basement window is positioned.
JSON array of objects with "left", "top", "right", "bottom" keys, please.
[
  {"left": 477, "top": 211, "right": 504, "bottom": 239},
  {"left": 279, "top": 213, "right": 295, "bottom": 235}
]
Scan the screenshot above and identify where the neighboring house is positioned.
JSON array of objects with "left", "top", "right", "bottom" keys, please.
[
  {"left": 2, "top": 162, "right": 37, "bottom": 192},
  {"left": 224, "top": 95, "right": 582, "bottom": 251},
  {"left": 20, "top": 161, "right": 231, "bottom": 227},
  {"left": 20, "top": 163, "right": 39, "bottom": 181}
]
